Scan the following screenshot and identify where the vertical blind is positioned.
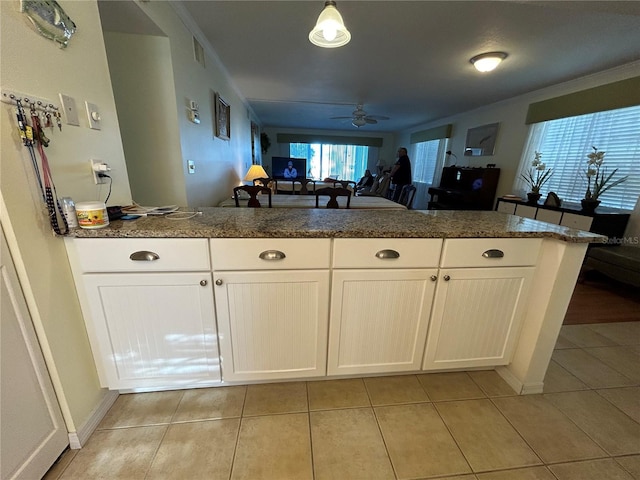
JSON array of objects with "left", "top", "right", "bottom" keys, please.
[
  {"left": 515, "top": 105, "right": 640, "bottom": 209},
  {"left": 289, "top": 143, "right": 369, "bottom": 180}
]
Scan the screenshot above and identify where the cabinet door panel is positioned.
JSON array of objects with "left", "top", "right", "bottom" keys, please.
[
  {"left": 83, "top": 273, "right": 219, "bottom": 389},
  {"left": 560, "top": 213, "right": 593, "bottom": 231},
  {"left": 328, "top": 269, "right": 437, "bottom": 375},
  {"left": 423, "top": 267, "right": 534, "bottom": 370},
  {"left": 214, "top": 270, "right": 329, "bottom": 381}
]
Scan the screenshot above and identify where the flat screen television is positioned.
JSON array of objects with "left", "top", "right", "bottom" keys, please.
[{"left": 272, "top": 156, "right": 306, "bottom": 180}]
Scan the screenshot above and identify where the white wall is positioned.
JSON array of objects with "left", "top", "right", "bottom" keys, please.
[
  {"left": 398, "top": 62, "right": 640, "bottom": 211},
  {"left": 0, "top": 0, "right": 131, "bottom": 434},
  {"left": 130, "top": 1, "right": 257, "bottom": 208},
  {"left": 104, "top": 31, "right": 187, "bottom": 206}
]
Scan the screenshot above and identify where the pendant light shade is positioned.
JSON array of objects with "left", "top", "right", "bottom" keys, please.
[
  {"left": 309, "top": 1, "right": 351, "bottom": 48},
  {"left": 470, "top": 52, "right": 508, "bottom": 72}
]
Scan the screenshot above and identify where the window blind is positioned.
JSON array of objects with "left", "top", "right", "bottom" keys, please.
[{"left": 515, "top": 105, "right": 640, "bottom": 209}]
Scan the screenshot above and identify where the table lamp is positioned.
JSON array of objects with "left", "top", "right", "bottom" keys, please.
[{"left": 243, "top": 164, "right": 268, "bottom": 184}]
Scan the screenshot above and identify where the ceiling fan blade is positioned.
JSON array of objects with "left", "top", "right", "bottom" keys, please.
[
  {"left": 365, "top": 118, "right": 378, "bottom": 124},
  {"left": 367, "top": 115, "right": 390, "bottom": 121},
  {"left": 330, "top": 116, "right": 354, "bottom": 120}
]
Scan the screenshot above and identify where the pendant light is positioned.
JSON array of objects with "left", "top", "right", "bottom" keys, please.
[
  {"left": 470, "top": 52, "right": 508, "bottom": 72},
  {"left": 309, "top": 1, "right": 351, "bottom": 48}
]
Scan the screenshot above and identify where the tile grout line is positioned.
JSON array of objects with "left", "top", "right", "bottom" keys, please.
[
  {"left": 227, "top": 385, "right": 249, "bottom": 480},
  {"left": 364, "top": 377, "right": 401, "bottom": 480},
  {"left": 305, "top": 381, "right": 317, "bottom": 480},
  {"left": 142, "top": 390, "right": 186, "bottom": 480}
]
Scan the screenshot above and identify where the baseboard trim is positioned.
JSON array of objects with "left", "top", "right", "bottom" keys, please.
[
  {"left": 495, "top": 366, "right": 544, "bottom": 395},
  {"left": 68, "top": 390, "right": 119, "bottom": 449}
]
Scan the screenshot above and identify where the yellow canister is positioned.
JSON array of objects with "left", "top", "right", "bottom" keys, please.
[{"left": 75, "top": 201, "right": 109, "bottom": 229}]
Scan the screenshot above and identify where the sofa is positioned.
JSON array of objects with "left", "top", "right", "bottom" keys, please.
[{"left": 583, "top": 245, "right": 640, "bottom": 288}]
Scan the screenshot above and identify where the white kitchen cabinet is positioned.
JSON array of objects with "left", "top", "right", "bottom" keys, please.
[
  {"left": 211, "top": 239, "right": 331, "bottom": 382},
  {"left": 423, "top": 237, "right": 537, "bottom": 372},
  {"left": 65, "top": 238, "right": 220, "bottom": 391},
  {"left": 327, "top": 239, "right": 441, "bottom": 376}
]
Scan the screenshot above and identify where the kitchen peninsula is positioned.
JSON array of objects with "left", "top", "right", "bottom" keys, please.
[{"left": 64, "top": 209, "right": 604, "bottom": 396}]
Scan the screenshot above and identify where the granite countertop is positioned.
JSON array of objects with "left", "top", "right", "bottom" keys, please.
[{"left": 69, "top": 208, "right": 606, "bottom": 243}]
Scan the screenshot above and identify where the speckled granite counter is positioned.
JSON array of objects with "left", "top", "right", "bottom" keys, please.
[{"left": 70, "top": 208, "right": 606, "bottom": 243}]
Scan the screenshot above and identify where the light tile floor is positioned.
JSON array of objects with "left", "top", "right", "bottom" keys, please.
[{"left": 45, "top": 321, "right": 640, "bottom": 480}]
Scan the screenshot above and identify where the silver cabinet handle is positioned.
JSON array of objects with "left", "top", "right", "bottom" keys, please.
[
  {"left": 443, "top": 274, "right": 451, "bottom": 281},
  {"left": 129, "top": 251, "right": 160, "bottom": 261},
  {"left": 375, "top": 249, "right": 400, "bottom": 259},
  {"left": 430, "top": 275, "right": 437, "bottom": 282},
  {"left": 259, "top": 250, "right": 286, "bottom": 261},
  {"left": 215, "top": 279, "right": 223, "bottom": 286},
  {"left": 482, "top": 249, "right": 505, "bottom": 259},
  {"left": 200, "top": 280, "right": 208, "bottom": 287}
]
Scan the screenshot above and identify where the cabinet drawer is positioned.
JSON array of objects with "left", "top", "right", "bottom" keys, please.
[
  {"left": 70, "top": 238, "right": 210, "bottom": 272},
  {"left": 333, "top": 239, "right": 442, "bottom": 268},
  {"left": 440, "top": 238, "right": 541, "bottom": 268},
  {"left": 211, "top": 238, "right": 331, "bottom": 270}
]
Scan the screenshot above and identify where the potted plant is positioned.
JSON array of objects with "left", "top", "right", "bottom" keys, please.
[
  {"left": 582, "top": 147, "right": 628, "bottom": 213},
  {"left": 520, "top": 151, "right": 553, "bottom": 204},
  {"left": 260, "top": 132, "right": 271, "bottom": 155}
]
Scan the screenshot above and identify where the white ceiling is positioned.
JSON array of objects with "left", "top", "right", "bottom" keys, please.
[{"left": 103, "top": 1, "right": 640, "bottom": 133}]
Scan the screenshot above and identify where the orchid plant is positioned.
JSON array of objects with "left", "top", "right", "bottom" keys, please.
[
  {"left": 520, "top": 151, "right": 552, "bottom": 194},
  {"left": 584, "top": 147, "right": 628, "bottom": 201}
]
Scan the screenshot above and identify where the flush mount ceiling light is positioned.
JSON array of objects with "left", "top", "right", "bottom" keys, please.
[
  {"left": 309, "top": 1, "right": 351, "bottom": 48},
  {"left": 470, "top": 52, "right": 508, "bottom": 72}
]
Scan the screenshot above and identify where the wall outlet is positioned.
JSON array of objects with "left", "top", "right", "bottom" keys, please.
[{"left": 91, "top": 159, "right": 110, "bottom": 184}]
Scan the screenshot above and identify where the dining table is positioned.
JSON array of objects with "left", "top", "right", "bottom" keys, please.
[{"left": 218, "top": 194, "right": 406, "bottom": 210}]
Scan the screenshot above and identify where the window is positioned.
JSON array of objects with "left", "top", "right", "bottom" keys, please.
[
  {"left": 412, "top": 139, "right": 448, "bottom": 185},
  {"left": 290, "top": 143, "right": 369, "bottom": 180},
  {"left": 410, "top": 138, "right": 449, "bottom": 210},
  {"left": 516, "top": 105, "right": 640, "bottom": 209}
]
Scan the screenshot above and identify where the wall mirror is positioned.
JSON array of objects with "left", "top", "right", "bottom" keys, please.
[{"left": 464, "top": 122, "right": 499, "bottom": 156}]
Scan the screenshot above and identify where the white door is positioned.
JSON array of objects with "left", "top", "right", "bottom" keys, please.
[
  {"left": 213, "top": 270, "right": 330, "bottom": 382},
  {"left": 1, "top": 228, "right": 68, "bottom": 480},
  {"left": 423, "top": 267, "right": 534, "bottom": 370},
  {"left": 328, "top": 269, "right": 437, "bottom": 375}
]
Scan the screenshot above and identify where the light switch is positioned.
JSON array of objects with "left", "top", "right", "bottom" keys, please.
[
  {"left": 59, "top": 93, "right": 80, "bottom": 126},
  {"left": 85, "top": 101, "right": 101, "bottom": 130},
  {"left": 187, "top": 160, "right": 195, "bottom": 174}
]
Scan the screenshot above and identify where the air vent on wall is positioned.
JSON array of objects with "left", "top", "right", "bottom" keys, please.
[{"left": 193, "top": 37, "right": 205, "bottom": 68}]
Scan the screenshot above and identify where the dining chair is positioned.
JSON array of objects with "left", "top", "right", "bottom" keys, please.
[
  {"left": 293, "top": 178, "right": 316, "bottom": 195},
  {"left": 315, "top": 187, "right": 351, "bottom": 209},
  {"left": 398, "top": 184, "right": 417, "bottom": 209},
  {"left": 233, "top": 185, "right": 272, "bottom": 208},
  {"left": 252, "top": 177, "right": 275, "bottom": 189},
  {"left": 333, "top": 180, "right": 357, "bottom": 191}
]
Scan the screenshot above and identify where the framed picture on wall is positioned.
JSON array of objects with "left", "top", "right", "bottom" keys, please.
[
  {"left": 214, "top": 92, "right": 230, "bottom": 140},
  {"left": 464, "top": 122, "right": 499, "bottom": 156}
]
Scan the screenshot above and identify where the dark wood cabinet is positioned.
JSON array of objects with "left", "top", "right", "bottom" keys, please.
[{"left": 428, "top": 167, "right": 500, "bottom": 210}]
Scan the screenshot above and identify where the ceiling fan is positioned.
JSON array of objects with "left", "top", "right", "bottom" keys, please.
[{"left": 330, "top": 104, "right": 390, "bottom": 128}]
